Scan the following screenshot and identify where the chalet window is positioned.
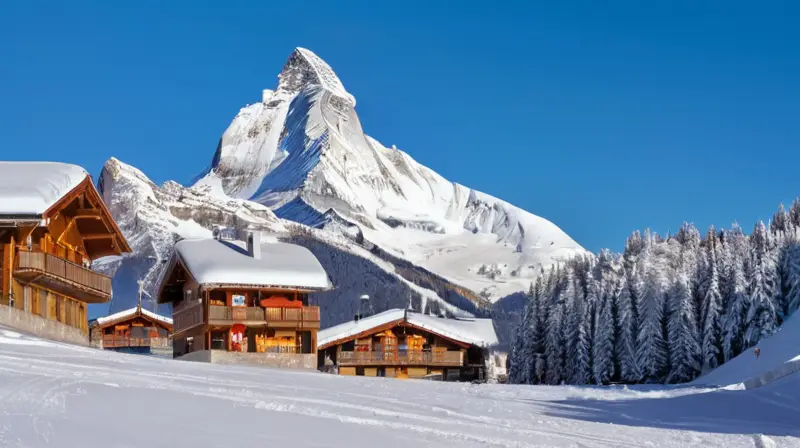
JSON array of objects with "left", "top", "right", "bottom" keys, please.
[
  {"left": 342, "top": 340, "right": 355, "bottom": 352},
  {"left": 210, "top": 331, "right": 226, "bottom": 350},
  {"left": 131, "top": 326, "right": 148, "bottom": 339}
]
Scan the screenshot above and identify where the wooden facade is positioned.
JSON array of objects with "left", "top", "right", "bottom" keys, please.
[
  {"left": 318, "top": 315, "right": 489, "bottom": 381},
  {"left": 0, "top": 175, "right": 131, "bottom": 334},
  {"left": 158, "top": 258, "right": 321, "bottom": 361},
  {"left": 89, "top": 306, "right": 173, "bottom": 353}
]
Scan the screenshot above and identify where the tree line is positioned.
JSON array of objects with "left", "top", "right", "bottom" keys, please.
[{"left": 508, "top": 200, "right": 800, "bottom": 385}]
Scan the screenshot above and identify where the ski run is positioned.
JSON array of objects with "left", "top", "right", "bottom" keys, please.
[{"left": 1, "top": 326, "right": 799, "bottom": 448}]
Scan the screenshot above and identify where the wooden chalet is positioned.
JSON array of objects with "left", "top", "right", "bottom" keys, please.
[
  {"left": 317, "top": 309, "right": 498, "bottom": 381},
  {"left": 89, "top": 304, "right": 173, "bottom": 354},
  {"left": 156, "top": 231, "right": 331, "bottom": 368},
  {"left": 0, "top": 162, "right": 131, "bottom": 336}
]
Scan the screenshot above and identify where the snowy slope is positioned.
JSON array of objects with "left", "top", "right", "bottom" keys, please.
[
  {"left": 693, "top": 313, "right": 800, "bottom": 389},
  {"left": 195, "top": 47, "right": 586, "bottom": 301},
  {"left": 2, "top": 326, "right": 799, "bottom": 447},
  {"left": 98, "top": 158, "right": 487, "bottom": 326}
]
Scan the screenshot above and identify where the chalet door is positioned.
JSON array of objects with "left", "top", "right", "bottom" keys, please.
[{"left": 299, "top": 331, "right": 312, "bottom": 354}]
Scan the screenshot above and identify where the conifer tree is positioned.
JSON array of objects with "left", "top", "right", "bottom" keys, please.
[
  {"left": 667, "top": 260, "right": 701, "bottom": 383},
  {"left": 722, "top": 224, "right": 749, "bottom": 361},
  {"left": 746, "top": 222, "right": 779, "bottom": 346},
  {"left": 701, "top": 230, "right": 723, "bottom": 372}
]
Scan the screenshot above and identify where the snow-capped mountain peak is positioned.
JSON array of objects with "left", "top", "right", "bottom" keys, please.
[
  {"left": 278, "top": 47, "right": 355, "bottom": 106},
  {"left": 190, "top": 47, "right": 586, "bottom": 301}
]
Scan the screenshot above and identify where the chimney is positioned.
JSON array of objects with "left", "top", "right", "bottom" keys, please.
[
  {"left": 359, "top": 294, "right": 373, "bottom": 319},
  {"left": 247, "top": 231, "right": 261, "bottom": 259}
]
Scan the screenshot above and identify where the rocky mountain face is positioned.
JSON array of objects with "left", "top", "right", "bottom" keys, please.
[
  {"left": 194, "top": 47, "right": 586, "bottom": 301},
  {"left": 96, "top": 48, "right": 584, "bottom": 341}
]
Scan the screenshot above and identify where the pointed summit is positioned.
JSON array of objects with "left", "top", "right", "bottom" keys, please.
[{"left": 278, "top": 47, "right": 355, "bottom": 106}]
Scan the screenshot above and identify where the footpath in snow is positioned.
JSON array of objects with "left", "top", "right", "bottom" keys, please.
[
  {"left": 0, "top": 326, "right": 799, "bottom": 447},
  {"left": 693, "top": 314, "right": 800, "bottom": 390}
]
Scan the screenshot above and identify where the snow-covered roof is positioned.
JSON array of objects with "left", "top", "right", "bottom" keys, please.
[
  {"left": 0, "top": 162, "right": 89, "bottom": 216},
  {"left": 318, "top": 309, "right": 498, "bottom": 349},
  {"left": 173, "top": 237, "right": 331, "bottom": 290},
  {"left": 94, "top": 307, "right": 173, "bottom": 327}
]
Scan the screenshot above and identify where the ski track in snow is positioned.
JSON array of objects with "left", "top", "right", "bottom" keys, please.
[{"left": 1, "top": 328, "right": 799, "bottom": 447}]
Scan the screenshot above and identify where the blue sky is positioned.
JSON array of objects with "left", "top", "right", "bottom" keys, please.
[{"left": 2, "top": 1, "right": 798, "bottom": 253}]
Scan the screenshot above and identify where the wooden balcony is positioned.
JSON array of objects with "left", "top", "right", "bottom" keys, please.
[
  {"left": 208, "top": 305, "right": 320, "bottom": 329},
  {"left": 14, "top": 250, "right": 112, "bottom": 303},
  {"left": 103, "top": 335, "right": 173, "bottom": 349},
  {"left": 173, "top": 301, "right": 204, "bottom": 334},
  {"left": 338, "top": 350, "right": 464, "bottom": 367}
]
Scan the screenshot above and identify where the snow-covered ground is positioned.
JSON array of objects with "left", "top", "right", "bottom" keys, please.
[
  {"left": 694, "top": 313, "right": 800, "bottom": 389},
  {"left": 1, "top": 327, "right": 798, "bottom": 448}
]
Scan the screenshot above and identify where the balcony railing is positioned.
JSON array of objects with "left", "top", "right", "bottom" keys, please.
[
  {"left": 338, "top": 350, "right": 464, "bottom": 367},
  {"left": 173, "top": 301, "right": 204, "bottom": 333},
  {"left": 15, "top": 251, "right": 112, "bottom": 296},
  {"left": 102, "top": 335, "right": 172, "bottom": 348},
  {"left": 209, "top": 305, "right": 320, "bottom": 324}
]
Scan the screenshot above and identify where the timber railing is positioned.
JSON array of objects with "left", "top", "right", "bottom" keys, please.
[
  {"left": 102, "top": 335, "right": 173, "bottom": 349},
  {"left": 209, "top": 305, "right": 320, "bottom": 324},
  {"left": 173, "top": 301, "right": 204, "bottom": 333},
  {"left": 337, "top": 350, "right": 464, "bottom": 367},
  {"left": 15, "top": 251, "right": 112, "bottom": 296}
]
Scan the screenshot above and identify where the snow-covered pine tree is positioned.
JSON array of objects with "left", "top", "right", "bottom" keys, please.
[
  {"left": 508, "top": 282, "right": 536, "bottom": 384},
  {"left": 593, "top": 289, "right": 615, "bottom": 384},
  {"left": 790, "top": 199, "right": 800, "bottom": 230},
  {"left": 745, "top": 221, "right": 780, "bottom": 346},
  {"left": 721, "top": 224, "right": 750, "bottom": 361},
  {"left": 545, "top": 268, "right": 567, "bottom": 385},
  {"left": 784, "top": 243, "right": 800, "bottom": 316},
  {"left": 675, "top": 222, "right": 710, "bottom": 362},
  {"left": 700, "top": 227, "right": 723, "bottom": 372},
  {"left": 771, "top": 204, "right": 790, "bottom": 236},
  {"left": 667, "top": 254, "right": 701, "bottom": 383},
  {"left": 591, "top": 250, "right": 618, "bottom": 384},
  {"left": 635, "top": 232, "right": 670, "bottom": 382},
  {"left": 616, "top": 269, "right": 640, "bottom": 382}
]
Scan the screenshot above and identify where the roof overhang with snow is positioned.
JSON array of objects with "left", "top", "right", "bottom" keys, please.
[
  {"left": 158, "top": 237, "right": 331, "bottom": 302},
  {"left": 317, "top": 309, "right": 499, "bottom": 350},
  {"left": 92, "top": 306, "right": 173, "bottom": 329},
  {"left": 0, "top": 161, "right": 132, "bottom": 257}
]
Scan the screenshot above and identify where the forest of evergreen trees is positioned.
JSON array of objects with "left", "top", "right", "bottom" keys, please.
[{"left": 508, "top": 201, "right": 800, "bottom": 385}]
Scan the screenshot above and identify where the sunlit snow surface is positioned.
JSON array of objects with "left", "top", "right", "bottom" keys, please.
[{"left": 1, "top": 328, "right": 798, "bottom": 448}]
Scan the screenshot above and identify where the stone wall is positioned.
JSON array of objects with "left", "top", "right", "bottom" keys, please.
[
  {"left": 0, "top": 304, "right": 89, "bottom": 346},
  {"left": 176, "top": 349, "right": 315, "bottom": 369}
]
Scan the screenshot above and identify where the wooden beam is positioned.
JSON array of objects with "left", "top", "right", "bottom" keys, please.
[
  {"left": 17, "top": 225, "right": 36, "bottom": 245},
  {"left": 56, "top": 218, "right": 76, "bottom": 245},
  {"left": 72, "top": 208, "right": 104, "bottom": 219},
  {"left": 82, "top": 234, "right": 113, "bottom": 240}
]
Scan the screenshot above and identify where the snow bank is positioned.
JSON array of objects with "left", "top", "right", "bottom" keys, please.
[
  {"left": 2, "top": 326, "right": 800, "bottom": 447},
  {"left": 0, "top": 161, "right": 88, "bottom": 215},
  {"left": 174, "top": 237, "right": 330, "bottom": 290},
  {"left": 693, "top": 314, "right": 800, "bottom": 388}
]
